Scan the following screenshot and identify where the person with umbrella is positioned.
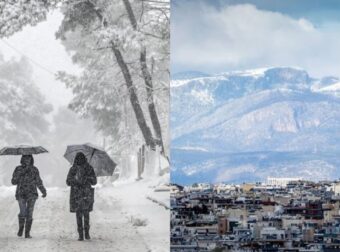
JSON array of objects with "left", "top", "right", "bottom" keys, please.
[
  {"left": 66, "top": 152, "right": 97, "bottom": 241},
  {"left": 1, "top": 145, "right": 48, "bottom": 238},
  {"left": 11, "top": 154, "right": 47, "bottom": 238}
]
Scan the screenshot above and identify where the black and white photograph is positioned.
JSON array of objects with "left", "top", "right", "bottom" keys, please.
[{"left": 0, "top": 0, "right": 170, "bottom": 251}]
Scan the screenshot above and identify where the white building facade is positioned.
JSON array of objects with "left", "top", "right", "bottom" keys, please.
[{"left": 267, "top": 177, "right": 302, "bottom": 187}]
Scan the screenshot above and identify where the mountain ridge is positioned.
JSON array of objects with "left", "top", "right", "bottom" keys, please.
[{"left": 171, "top": 67, "right": 340, "bottom": 184}]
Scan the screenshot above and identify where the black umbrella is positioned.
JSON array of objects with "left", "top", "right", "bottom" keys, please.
[
  {"left": 64, "top": 143, "right": 117, "bottom": 176},
  {"left": 0, "top": 145, "right": 48, "bottom": 155}
]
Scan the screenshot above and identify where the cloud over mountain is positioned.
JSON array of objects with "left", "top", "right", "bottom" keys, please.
[{"left": 172, "top": 3, "right": 340, "bottom": 77}]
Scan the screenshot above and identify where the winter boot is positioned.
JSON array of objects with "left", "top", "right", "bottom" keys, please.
[
  {"left": 25, "top": 219, "right": 33, "bottom": 238},
  {"left": 84, "top": 215, "right": 90, "bottom": 240},
  {"left": 84, "top": 226, "right": 90, "bottom": 240},
  {"left": 78, "top": 226, "right": 84, "bottom": 241},
  {"left": 76, "top": 213, "right": 84, "bottom": 241},
  {"left": 78, "top": 227, "right": 84, "bottom": 241},
  {"left": 17, "top": 217, "right": 25, "bottom": 237}
]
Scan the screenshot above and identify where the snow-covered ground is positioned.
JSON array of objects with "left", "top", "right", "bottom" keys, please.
[{"left": 0, "top": 176, "right": 169, "bottom": 251}]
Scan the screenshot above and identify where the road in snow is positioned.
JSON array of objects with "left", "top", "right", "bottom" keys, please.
[{"left": 0, "top": 181, "right": 169, "bottom": 252}]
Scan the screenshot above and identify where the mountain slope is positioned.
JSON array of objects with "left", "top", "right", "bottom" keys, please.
[{"left": 171, "top": 67, "right": 340, "bottom": 184}]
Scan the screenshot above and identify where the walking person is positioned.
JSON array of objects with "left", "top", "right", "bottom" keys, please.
[
  {"left": 11, "top": 154, "right": 47, "bottom": 238},
  {"left": 66, "top": 152, "right": 97, "bottom": 241}
]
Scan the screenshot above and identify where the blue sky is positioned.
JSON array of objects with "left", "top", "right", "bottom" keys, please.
[
  {"left": 199, "top": 0, "right": 340, "bottom": 23},
  {"left": 171, "top": 0, "right": 340, "bottom": 77}
]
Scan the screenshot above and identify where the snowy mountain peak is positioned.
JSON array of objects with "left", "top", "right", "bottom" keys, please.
[
  {"left": 171, "top": 67, "right": 311, "bottom": 89},
  {"left": 171, "top": 71, "right": 210, "bottom": 80},
  {"left": 171, "top": 67, "right": 340, "bottom": 184}
]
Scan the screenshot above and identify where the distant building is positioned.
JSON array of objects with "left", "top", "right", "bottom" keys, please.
[
  {"left": 217, "top": 216, "right": 228, "bottom": 235},
  {"left": 185, "top": 183, "right": 212, "bottom": 192},
  {"left": 260, "top": 227, "right": 285, "bottom": 240},
  {"left": 171, "top": 180, "right": 340, "bottom": 251},
  {"left": 241, "top": 183, "right": 255, "bottom": 192},
  {"left": 267, "top": 177, "right": 302, "bottom": 187},
  {"left": 332, "top": 182, "right": 340, "bottom": 196}
]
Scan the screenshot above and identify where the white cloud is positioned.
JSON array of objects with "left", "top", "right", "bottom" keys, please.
[{"left": 172, "top": 3, "right": 340, "bottom": 77}]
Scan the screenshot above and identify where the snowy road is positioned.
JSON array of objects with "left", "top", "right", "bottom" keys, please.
[{"left": 0, "top": 185, "right": 168, "bottom": 252}]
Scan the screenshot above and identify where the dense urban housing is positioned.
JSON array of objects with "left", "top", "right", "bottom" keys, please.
[{"left": 171, "top": 178, "right": 340, "bottom": 251}]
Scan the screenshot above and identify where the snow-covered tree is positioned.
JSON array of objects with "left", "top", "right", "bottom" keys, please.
[
  {"left": 56, "top": 0, "right": 170, "bottom": 155},
  {"left": 0, "top": 0, "right": 58, "bottom": 37},
  {"left": 0, "top": 0, "right": 170, "bottom": 157},
  {"left": 0, "top": 55, "right": 52, "bottom": 145},
  {"left": 0, "top": 55, "right": 53, "bottom": 185},
  {"left": 122, "top": 0, "right": 169, "bottom": 153}
]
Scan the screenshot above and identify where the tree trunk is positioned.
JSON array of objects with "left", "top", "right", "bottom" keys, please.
[
  {"left": 110, "top": 41, "right": 156, "bottom": 150},
  {"left": 122, "top": 0, "right": 165, "bottom": 154},
  {"left": 139, "top": 49, "right": 165, "bottom": 153},
  {"left": 85, "top": 0, "right": 156, "bottom": 149}
]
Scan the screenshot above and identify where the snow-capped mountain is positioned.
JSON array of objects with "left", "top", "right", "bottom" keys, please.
[
  {"left": 171, "top": 67, "right": 340, "bottom": 184},
  {"left": 171, "top": 67, "right": 313, "bottom": 127}
]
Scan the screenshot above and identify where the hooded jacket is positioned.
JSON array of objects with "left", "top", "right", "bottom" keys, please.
[
  {"left": 66, "top": 152, "right": 97, "bottom": 212},
  {"left": 11, "top": 155, "right": 46, "bottom": 200}
]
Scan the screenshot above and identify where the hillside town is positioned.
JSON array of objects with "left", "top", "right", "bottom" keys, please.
[{"left": 170, "top": 178, "right": 340, "bottom": 251}]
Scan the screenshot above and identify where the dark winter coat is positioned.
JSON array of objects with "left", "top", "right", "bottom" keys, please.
[
  {"left": 66, "top": 162, "right": 97, "bottom": 213},
  {"left": 11, "top": 156, "right": 46, "bottom": 200}
]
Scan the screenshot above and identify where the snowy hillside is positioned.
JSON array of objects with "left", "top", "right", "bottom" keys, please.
[
  {"left": 171, "top": 67, "right": 340, "bottom": 184},
  {"left": 171, "top": 67, "right": 313, "bottom": 127}
]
